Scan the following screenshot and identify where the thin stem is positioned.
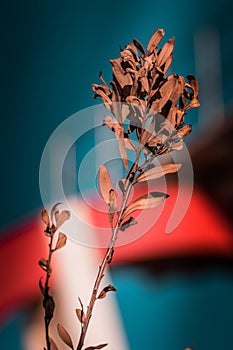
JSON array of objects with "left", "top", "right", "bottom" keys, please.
[
  {"left": 76, "top": 151, "right": 141, "bottom": 350},
  {"left": 43, "top": 231, "right": 55, "bottom": 350}
]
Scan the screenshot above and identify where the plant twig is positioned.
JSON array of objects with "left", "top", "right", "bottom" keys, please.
[
  {"left": 39, "top": 206, "right": 70, "bottom": 350},
  {"left": 76, "top": 159, "right": 139, "bottom": 350},
  {"left": 43, "top": 230, "right": 55, "bottom": 350}
]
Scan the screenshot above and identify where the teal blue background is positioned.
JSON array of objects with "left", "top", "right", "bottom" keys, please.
[{"left": 1, "top": 1, "right": 233, "bottom": 349}]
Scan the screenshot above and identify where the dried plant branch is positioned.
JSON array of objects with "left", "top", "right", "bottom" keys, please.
[
  {"left": 39, "top": 205, "right": 70, "bottom": 350},
  {"left": 39, "top": 28, "right": 200, "bottom": 350},
  {"left": 76, "top": 159, "right": 139, "bottom": 350},
  {"left": 76, "top": 28, "right": 200, "bottom": 349}
]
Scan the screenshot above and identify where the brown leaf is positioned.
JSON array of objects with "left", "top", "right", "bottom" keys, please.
[
  {"left": 50, "top": 203, "right": 62, "bottom": 225},
  {"left": 187, "top": 74, "right": 199, "bottom": 98},
  {"left": 110, "top": 58, "right": 133, "bottom": 88},
  {"left": 132, "top": 38, "right": 145, "bottom": 55},
  {"left": 84, "top": 344, "right": 108, "bottom": 350},
  {"left": 49, "top": 338, "right": 59, "bottom": 350},
  {"left": 120, "top": 216, "right": 137, "bottom": 231},
  {"left": 140, "top": 76, "right": 149, "bottom": 93},
  {"left": 38, "top": 258, "right": 49, "bottom": 272},
  {"left": 41, "top": 209, "right": 50, "bottom": 227},
  {"left": 98, "top": 165, "right": 115, "bottom": 204},
  {"left": 162, "top": 53, "right": 173, "bottom": 74},
  {"left": 157, "top": 75, "right": 182, "bottom": 112},
  {"left": 146, "top": 28, "right": 165, "bottom": 55},
  {"left": 99, "top": 71, "right": 108, "bottom": 86},
  {"left": 125, "top": 43, "right": 139, "bottom": 61},
  {"left": 97, "top": 284, "right": 117, "bottom": 299},
  {"left": 57, "top": 324, "right": 74, "bottom": 349},
  {"left": 134, "top": 163, "right": 182, "bottom": 184},
  {"left": 184, "top": 98, "right": 200, "bottom": 111},
  {"left": 168, "top": 75, "right": 184, "bottom": 106},
  {"left": 92, "top": 83, "right": 112, "bottom": 97},
  {"left": 121, "top": 192, "right": 169, "bottom": 220},
  {"left": 169, "top": 138, "right": 184, "bottom": 151},
  {"left": 157, "top": 37, "right": 175, "bottom": 68},
  {"left": 165, "top": 106, "right": 177, "bottom": 127},
  {"left": 56, "top": 210, "right": 71, "bottom": 229},
  {"left": 54, "top": 232, "right": 67, "bottom": 251},
  {"left": 76, "top": 308, "right": 86, "bottom": 323},
  {"left": 177, "top": 124, "right": 192, "bottom": 138},
  {"left": 92, "top": 84, "right": 112, "bottom": 109},
  {"left": 126, "top": 95, "right": 141, "bottom": 105}
]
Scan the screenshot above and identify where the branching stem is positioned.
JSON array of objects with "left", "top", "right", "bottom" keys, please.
[
  {"left": 43, "top": 231, "right": 55, "bottom": 350},
  {"left": 76, "top": 150, "right": 141, "bottom": 350}
]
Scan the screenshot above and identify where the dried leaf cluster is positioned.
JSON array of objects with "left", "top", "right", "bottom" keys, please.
[
  {"left": 93, "top": 28, "right": 199, "bottom": 171},
  {"left": 95, "top": 28, "right": 199, "bottom": 229}
]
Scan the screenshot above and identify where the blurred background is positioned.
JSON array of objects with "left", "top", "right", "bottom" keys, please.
[{"left": 1, "top": 0, "right": 233, "bottom": 349}]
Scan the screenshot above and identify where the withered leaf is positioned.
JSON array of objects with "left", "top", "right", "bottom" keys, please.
[
  {"left": 134, "top": 163, "right": 182, "bottom": 184},
  {"left": 104, "top": 116, "right": 129, "bottom": 166},
  {"left": 50, "top": 203, "right": 62, "bottom": 225},
  {"left": 54, "top": 232, "right": 67, "bottom": 251},
  {"left": 146, "top": 28, "right": 165, "bottom": 55},
  {"left": 187, "top": 74, "right": 199, "bottom": 97},
  {"left": 120, "top": 216, "right": 137, "bottom": 231},
  {"left": 125, "top": 43, "right": 139, "bottom": 61},
  {"left": 168, "top": 75, "right": 184, "bottom": 106},
  {"left": 110, "top": 58, "right": 133, "bottom": 88},
  {"left": 168, "top": 138, "right": 184, "bottom": 151},
  {"left": 98, "top": 165, "right": 115, "bottom": 205},
  {"left": 41, "top": 209, "right": 50, "bottom": 227},
  {"left": 140, "top": 76, "right": 149, "bottom": 93},
  {"left": 92, "top": 84, "right": 112, "bottom": 110},
  {"left": 76, "top": 308, "right": 86, "bottom": 324},
  {"left": 57, "top": 324, "right": 74, "bottom": 349},
  {"left": 92, "top": 84, "right": 112, "bottom": 97},
  {"left": 177, "top": 124, "right": 192, "bottom": 138},
  {"left": 99, "top": 71, "right": 108, "bottom": 86},
  {"left": 166, "top": 106, "right": 178, "bottom": 127},
  {"left": 56, "top": 210, "right": 71, "bottom": 229},
  {"left": 49, "top": 338, "right": 59, "bottom": 350},
  {"left": 97, "top": 284, "right": 117, "bottom": 299},
  {"left": 156, "top": 75, "right": 180, "bottom": 112},
  {"left": 84, "top": 344, "right": 108, "bottom": 350},
  {"left": 121, "top": 192, "right": 169, "bottom": 220},
  {"left": 132, "top": 38, "right": 145, "bottom": 55},
  {"left": 157, "top": 37, "right": 175, "bottom": 68},
  {"left": 184, "top": 98, "right": 200, "bottom": 111},
  {"left": 38, "top": 258, "right": 49, "bottom": 272},
  {"left": 162, "top": 53, "right": 172, "bottom": 74}
]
